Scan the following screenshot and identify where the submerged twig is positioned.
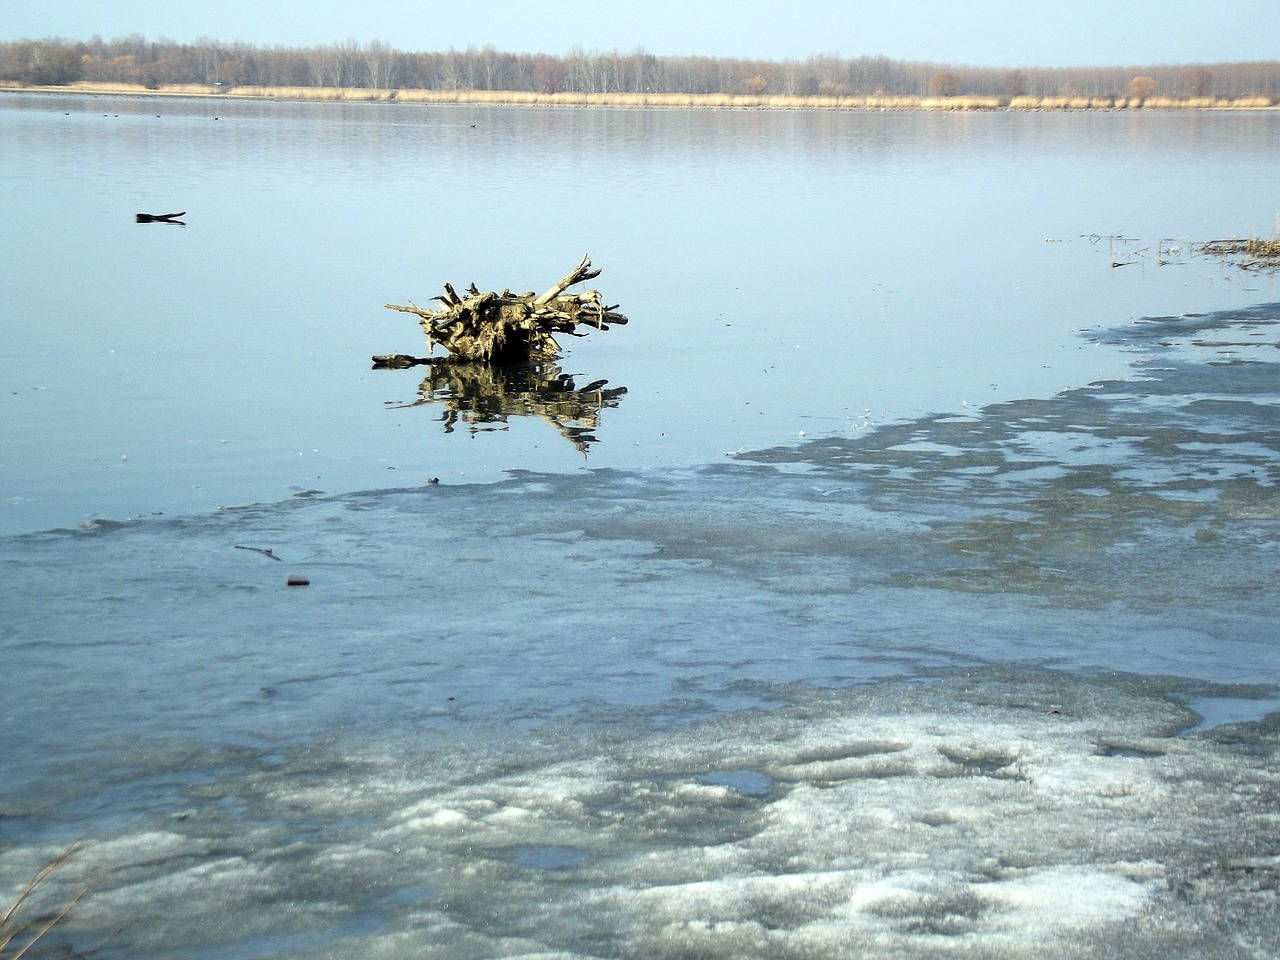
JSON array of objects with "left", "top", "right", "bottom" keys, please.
[{"left": 234, "top": 545, "right": 282, "bottom": 561}]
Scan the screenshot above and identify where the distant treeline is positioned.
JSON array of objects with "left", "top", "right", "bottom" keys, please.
[{"left": 3, "top": 35, "right": 1279, "bottom": 101}]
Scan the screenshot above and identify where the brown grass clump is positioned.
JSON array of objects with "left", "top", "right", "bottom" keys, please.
[
  {"left": 864, "top": 95, "right": 919, "bottom": 109},
  {"left": 1, "top": 845, "right": 87, "bottom": 960},
  {"left": 157, "top": 83, "right": 222, "bottom": 96},
  {"left": 6, "top": 81, "right": 1277, "bottom": 113},
  {"left": 919, "top": 96, "right": 1002, "bottom": 110}
]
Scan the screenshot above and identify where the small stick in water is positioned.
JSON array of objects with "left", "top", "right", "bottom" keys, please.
[{"left": 234, "top": 545, "right": 282, "bottom": 561}]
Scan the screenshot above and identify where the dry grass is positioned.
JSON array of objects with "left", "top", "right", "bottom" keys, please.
[
  {"left": 1228, "top": 95, "right": 1277, "bottom": 108},
  {"left": 3, "top": 80, "right": 1275, "bottom": 112},
  {"left": 1199, "top": 235, "right": 1280, "bottom": 270},
  {"left": 0, "top": 845, "right": 86, "bottom": 960}
]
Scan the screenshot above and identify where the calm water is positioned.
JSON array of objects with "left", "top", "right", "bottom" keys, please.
[
  {"left": 1, "top": 95, "right": 1279, "bottom": 958},
  {"left": 2, "top": 95, "right": 1278, "bottom": 533}
]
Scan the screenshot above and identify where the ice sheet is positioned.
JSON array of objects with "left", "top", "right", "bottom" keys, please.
[{"left": 4, "top": 670, "right": 1276, "bottom": 959}]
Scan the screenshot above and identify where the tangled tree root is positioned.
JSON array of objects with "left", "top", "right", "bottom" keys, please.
[{"left": 384, "top": 255, "right": 628, "bottom": 362}]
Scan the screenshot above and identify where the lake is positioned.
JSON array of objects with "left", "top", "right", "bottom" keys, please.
[{"left": 1, "top": 93, "right": 1278, "bottom": 958}]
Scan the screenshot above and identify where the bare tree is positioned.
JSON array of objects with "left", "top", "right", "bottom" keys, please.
[
  {"left": 1002, "top": 69, "right": 1027, "bottom": 96},
  {"left": 1128, "top": 75, "right": 1157, "bottom": 102},
  {"left": 9, "top": 42, "right": 85, "bottom": 85},
  {"left": 363, "top": 40, "right": 395, "bottom": 89},
  {"left": 929, "top": 70, "right": 961, "bottom": 97},
  {"left": 219, "top": 59, "right": 246, "bottom": 86},
  {"left": 1184, "top": 66, "right": 1213, "bottom": 97},
  {"left": 532, "top": 56, "right": 566, "bottom": 93},
  {"left": 4, "top": 35, "right": 1278, "bottom": 103}
]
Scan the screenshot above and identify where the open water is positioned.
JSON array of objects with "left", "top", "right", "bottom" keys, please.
[{"left": 1, "top": 94, "right": 1279, "bottom": 958}]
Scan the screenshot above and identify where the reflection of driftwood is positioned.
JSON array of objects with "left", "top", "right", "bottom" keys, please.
[
  {"left": 135, "top": 211, "right": 186, "bottom": 225},
  {"left": 383, "top": 357, "right": 626, "bottom": 453},
  {"left": 384, "top": 255, "right": 627, "bottom": 362}
]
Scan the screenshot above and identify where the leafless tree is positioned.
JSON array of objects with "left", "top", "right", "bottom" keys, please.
[
  {"left": 929, "top": 70, "right": 961, "bottom": 97},
  {"left": 3, "top": 35, "right": 1277, "bottom": 104},
  {"left": 1128, "top": 75, "right": 1158, "bottom": 101},
  {"left": 532, "top": 55, "right": 566, "bottom": 93},
  {"left": 1002, "top": 69, "right": 1027, "bottom": 96},
  {"left": 1184, "top": 66, "right": 1213, "bottom": 97}
]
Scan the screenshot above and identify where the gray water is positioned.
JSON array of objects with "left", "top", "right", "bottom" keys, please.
[{"left": 1, "top": 95, "right": 1279, "bottom": 958}]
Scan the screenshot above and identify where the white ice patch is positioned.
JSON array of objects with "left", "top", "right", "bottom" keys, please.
[
  {"left": 5, "top": 670, "right": 1276, "bottom": 959},
  {"left": 981, "top": 867, "right": 1152, "bottom": 930}
]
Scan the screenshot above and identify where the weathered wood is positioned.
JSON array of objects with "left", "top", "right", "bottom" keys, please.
[
  {"left": 533, "top": 253, "right": 601, "bottom": 306},
  {"left": 384, "top": 255, "right": 627, "bottom": 362}
]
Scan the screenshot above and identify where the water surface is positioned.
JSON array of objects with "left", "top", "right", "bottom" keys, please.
[
  {"left": 3, "top": 95, "right": 1277, "bottom": 532},
  {"left": 1, "top": 95, "right": 1278, "bottom": 959}
]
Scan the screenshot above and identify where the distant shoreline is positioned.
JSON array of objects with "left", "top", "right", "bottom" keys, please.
[{"left": 3, "top": 80, "right": 1277, "bottom": 112}]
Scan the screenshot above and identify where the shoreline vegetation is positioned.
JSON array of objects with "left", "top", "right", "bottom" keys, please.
[
  {"left": 3, "top": 80, "right": 1277, "bottom": 111},
  {"left": 4, "top": 36, "right": 1277, "bottom": 110}
]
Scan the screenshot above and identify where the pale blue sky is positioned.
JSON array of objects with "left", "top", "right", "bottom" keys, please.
[{"left": 7, "top": 1, "right": 1275, "bottom": 66}]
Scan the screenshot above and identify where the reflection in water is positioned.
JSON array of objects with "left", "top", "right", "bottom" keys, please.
[{"left": 381, "top": 357, "right": 626, "bottom": 453}]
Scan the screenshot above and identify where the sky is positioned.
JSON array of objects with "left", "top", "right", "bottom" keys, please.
[{"left": 6, "top": 1, "right": 1276, "bottom": 67}]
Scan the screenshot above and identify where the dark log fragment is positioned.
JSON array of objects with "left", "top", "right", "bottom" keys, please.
[{"left": 136, "top": 211, "right": 187, "bottom": 224}]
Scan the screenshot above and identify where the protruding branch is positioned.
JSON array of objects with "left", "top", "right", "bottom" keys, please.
[{"left": 534, "top": 254, "right": 602, "bottom": 306}]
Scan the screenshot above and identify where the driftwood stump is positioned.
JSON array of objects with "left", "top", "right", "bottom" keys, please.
[{"left": 384, "top": 255, "right": 627, "bottom": 362}]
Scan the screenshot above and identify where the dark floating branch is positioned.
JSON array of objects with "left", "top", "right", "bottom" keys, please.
[
  {"left": 384, "top": 254, "right": 627, "bottom": 362},
  {"left": 136, "top": 211, "right": 186, "bottom": 225},
  {"left": 234, "top": 544, "right": 282, "bottom": 561},
  {"left": 372, "top": 354, "right": 432, "bottom": 369}
]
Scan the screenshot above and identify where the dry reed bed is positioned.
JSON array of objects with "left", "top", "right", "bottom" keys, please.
[
  {"left": 3, "top": 81, "right": 1276, "bottom": 111},
  {"left": 1199, "top": 236, "right": 1280, "bottom": 270}
]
